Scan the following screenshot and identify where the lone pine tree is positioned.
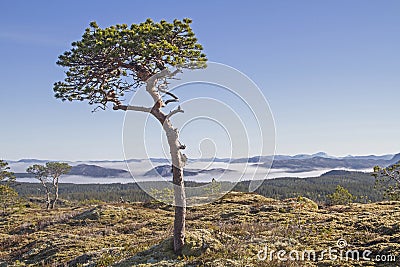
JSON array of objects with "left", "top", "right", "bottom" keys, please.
[
  {"left": 53, "top": 18, "right": 207, "bottom": 254},
  {"left": 27, "top": 164, "right": 51, "bottom": 209}
]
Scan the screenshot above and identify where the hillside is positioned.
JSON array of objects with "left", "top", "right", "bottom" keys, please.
[
  {"left": 8, "top": 152, "right": 399, "bottom": 181},
  {"left": 144, "top": 165, "right": 235, "bottom": 177},
  {"left": 12, "top": 171, "right": 384, "bottom": 204},
  {"left": 265, "top": 157, "right": 387, "bottom": 172},
  {"left": 68, "top": 164, "right": 130, "bottom": 178},
  {"left": 15, "top": 164, "right": 131, "bottom": 178},
  {"left": 1, "top": 192, "right": 399, "bottom": 266},
  {"left": 251, "top": 171, "right": 383, "bottom": 202}
]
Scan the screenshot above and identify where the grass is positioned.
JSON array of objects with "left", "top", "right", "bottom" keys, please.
[{"left": 0, "top": 192, "right": 399, "bottom": 266}]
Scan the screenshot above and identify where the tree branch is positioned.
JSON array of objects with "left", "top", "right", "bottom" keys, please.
[
  {"left": 113, "top": 105, "right": 152, "bottom": 112},
  {"left": 158, "top": 80, "right": 179, "bottom": 106},
  {"left": 146, "top": 68, "right": 170, "bottom": 82},
  {"left": 165, "top": 99, "right": 179, "bottom": 105},
  {"left": 92, "top": 105, "right": 106, "bottom": 113},
  {"left": 169, "top": 68, "right": 183, "bottom": 77},
  {"left": 166, "top": 105, "right": 184, "bottom": 119},
  {"left": 385, "top": 169, "right": 400, "bottom": 183},
  {"left": 162, "top": 90, "right": 179, "bottom": 100},
  {"left": 146, "top": 68, "right": 182, "bottom": 82},
  {"left": 143, "top": 68, "right": 182, "bottom": 108}
]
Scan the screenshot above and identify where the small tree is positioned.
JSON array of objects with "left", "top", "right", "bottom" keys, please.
[
  {"left": 0, "top": 185, "right": 19, "bottom": 216},
  {"left": 0, "top": 160, "right": 16, "bottom": 184},
  {"left": 327, "top": 185, "right": 355, "bottom": 205},
  {"left": 150, "top": 188, "right": 174, "bottom": 204},
  {"left": 53, "top": 19, "right": 206, "bottom": 254},
  {"left": 46, "top": 162, "right": 71, "bottom": 209},
  {"left": 204, "top": 178, "right": 221, "bottom": 196},
  {"left": 27, "top": 164, "right": 51, "bottom": 209},
  {"left": 373, "top": 163, "right": 400, "bottom": 200},
  {"left": 0, "top": 160, "right": 18, "bottom": 215},
  {"left": 27, "top": 162, "right": 71, "bottom": 209}
]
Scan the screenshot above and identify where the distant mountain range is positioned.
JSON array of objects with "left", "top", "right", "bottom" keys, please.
[
  {"left": 9, "top": 152, "right": 400, "bottom": 179},
  {"left": 68, "top": 164, "right": 130, "bottom": 178},
  {"left": 143, "top": 165, "right": 235, "bottom": 177},
  {"left": 15, "top": 164, "right": 131, "bottom": 179},
  {"left": 262, "top": 156, "right": 390, "bottom": 172}
]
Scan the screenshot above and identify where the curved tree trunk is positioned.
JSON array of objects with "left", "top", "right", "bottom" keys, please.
[
  {"left": 147, "top": 72, "right": 187, "bottom": 254},
  {"left": 155, "top": 107, "right": 187, "bottom": 254},
  {"left": 118, "top": 69, "right": 187, "bottom": 254}
]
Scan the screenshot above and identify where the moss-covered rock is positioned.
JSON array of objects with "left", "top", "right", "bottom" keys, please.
[
  {"left": 182, "top": 229, "right": 223, "bottom": 256},
  {"left": 72, "top": 206, "right": 101, "bottom": 221}
]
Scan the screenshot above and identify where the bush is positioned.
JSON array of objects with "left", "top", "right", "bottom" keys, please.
[
  {"left": 327, "top": 185, "right": 355, "bottom": 205},
  {"left": 0, "top": 184, "right": 19, "bottom": 215},
  {"left": 373, "top": 163, "right": 400, "bottom": 201}
]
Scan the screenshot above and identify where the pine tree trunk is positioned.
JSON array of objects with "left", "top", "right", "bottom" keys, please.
[
  {"left": 156, "top": 104, "right": 186, "bottom": 254},
  {"left": 146, "top": 106, "right": 187, "bottom": 254},
  {"left": 171, "top": 163, "right": 186, "bottom": 254},
  {"left": 163, "top": 123, "right": 186, "bottom": 254}
]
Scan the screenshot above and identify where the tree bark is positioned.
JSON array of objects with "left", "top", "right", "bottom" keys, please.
[
  {"left": 166, "top": 127, "right": 186, "bottom": 255},
  {"left": 40, "top": 179, "right": 51, "bottom": 210},
  {"left": 172, "top": 165, "right": 186, "bottom": 254},
  {"left": 51, "top": 177, "right": 59, "bottom": 209},
  {"left": 156, "top": 112, "right": 187, "bottom": 254},
  {"left": 152, "top": 102, "right": 186, "bottom": 254}
]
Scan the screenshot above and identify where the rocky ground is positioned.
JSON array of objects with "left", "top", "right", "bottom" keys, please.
[{"left": 0, "top": 192, "right": 399, "bottom": 266}]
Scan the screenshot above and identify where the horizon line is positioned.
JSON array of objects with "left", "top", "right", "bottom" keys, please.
[{"left": 3, "top": 151, "right": 399, "bottom": 162}]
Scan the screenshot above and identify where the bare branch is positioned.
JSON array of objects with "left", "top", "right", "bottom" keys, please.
[
  {"left": 163, "top": 90, "right": 179, "bottom": 100},
  {"left": 165, "top": 99, "right": 179, "bottom": 105},
  {"left": 146, "top": 68, "right": 170, "bottom": 82},
  {"left": 113, "top": 105, "right": 152, "bottom": 112},
  {"left": 166, "top": 105, "right": 184, "bottom": 119},
  {"left": 158, "top": 79, "right": 179, "bottom": 105},
  {"left": 178, "top": 141, "right": 186, "bottom": 150},
  {"left": 92, "top": 105, "right": 106, "bottom": 113},
  {"left": 383, "top": 168, "right": 400, "bottom": 184},
  {"left": 169, "top": 68, "right": 183, "bottom": 77}
]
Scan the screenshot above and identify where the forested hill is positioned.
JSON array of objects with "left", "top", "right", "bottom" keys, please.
[
  {"left": 9, "top": 152, "right": 400, "bottom": 179},
  {"left": 14, "top": 164, "right": 130, "bottom": 178},
  {"left": 13, "top": 171, "right": 382, "bottom": 204},
  {"left": 68, "top": 164, "right": 130, "bottom": 177}
]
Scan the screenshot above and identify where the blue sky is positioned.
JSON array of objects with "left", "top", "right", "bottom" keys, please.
[{"left": 1, "top": 0, "right": 399, "bottom": 160}]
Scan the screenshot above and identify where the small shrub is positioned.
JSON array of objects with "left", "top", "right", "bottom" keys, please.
[
  {"left": 327, "top": 185, "right": 355, "bottom": 205},
  {"left": 373, "top": 164, "right": 400, "bottom": 200},
  {"left": 149, "top": 188, "right": 174, "bottom": 204},
  {"left": 0, "top": 185, "right": 19, "bottom": 216}
]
